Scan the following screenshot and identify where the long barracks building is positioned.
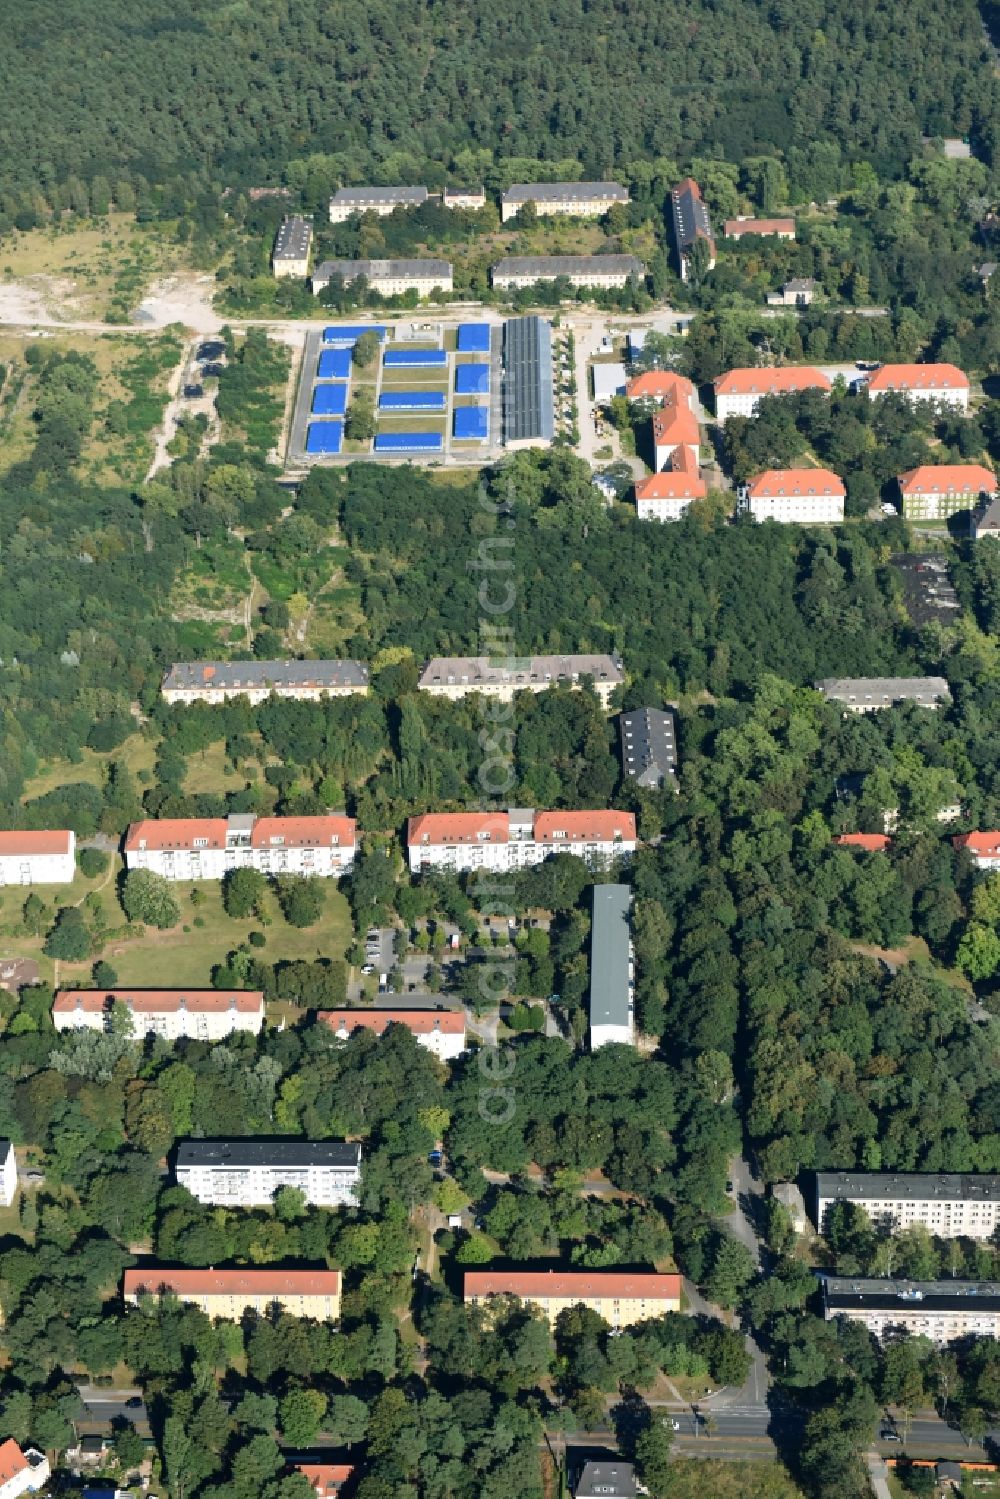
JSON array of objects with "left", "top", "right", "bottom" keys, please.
[
  {"left": 161, "top": 660, "right": 369, "bottom": 704},
  {"left": 124, "top": 1266, "right": 342, "bottom": 1321},
  {"left": 176, "top": 1140, "right": 362, "bottom": 1208},
  {"left": 816, "top": 1172, "right": 1000, "bottom": 1240},
  {"left": 464, "top": 1269, "right": 681, "bottom": 1328}
]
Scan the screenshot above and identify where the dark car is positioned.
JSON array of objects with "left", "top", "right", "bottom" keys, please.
[
  {"left": 197, "top": 340, "right": 225, "bottom": 361},
  {"left": 182, "top": 383, "right": 203, "bottom": 399},
  {"left": 125, "top": 1395, "right": 144, "bottom": 1408},
  {"left": 879, "top": 1429, "right": 901, "bottom": 1442},
  {"left": 200, "top": 362, "right": 226, "bottom": 379}
]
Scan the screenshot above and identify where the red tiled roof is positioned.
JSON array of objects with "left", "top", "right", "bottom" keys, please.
[
  {"left": 625, "top": 371, "right": 695, "bottom": 402},
  {"left": 868, "top": 363, "right": 968, "bottom": 393},
  {"left": 296, "top": 1466, "right": 354, "bottom": 1498},
  {"left": 124, "top": 818, "right": 228, "bottom": 852},
  {"left": 835, "top": 833, "right": 892, "bottom": 852},
  {"left": 715, "top": 366, "right": 831, "bottom": 397},
  {"left": 898, "top": 464, "right": 996, "bottom": 496},
  {"left": 320, "top": 1008, "right": 466, "bottom": 1037},
  {"left": 408, "top": 812, "right": 510, "bottom": 846},
  {"left": 0, "top": 1440, "right": 28, "bottom": 1486},
  {"left": 532, "top": 811, "right": 636, "bottom": 844},
  {"left": 124, "top": 1267, "right": 341, "bottom": 1297},
  {"left": 652, "top": 399, "right": 699, "bottom": 449},
  {"left": 251, "top": 816, "right": 355, "bottom": 849},
  {"left": 954, "top": 832, "right": 1000, "bottom": 857},
  {"left": 724, "top": 218, "right": 795, "bottom": 236},
  {"left": 0, "top": 829, "right": 72, "bottom": 856},
  {"left": 635, "top": 472, "right": 707, "bottom": 502},
  {"left": 748, "top": 468, "right": 845, "bottom": 499},
  {"left": 464, "top": 1269, "right": 681, "bottom": 1300},
  {"left": 53, "top": 989, "right": 265, "bottom": 1014}
]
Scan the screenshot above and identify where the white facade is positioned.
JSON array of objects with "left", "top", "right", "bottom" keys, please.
[
  {"left": 745, "top": 470, "right": 845, "bottom": 524},
  {"left": 824, "top": 1279, "right": 1000, "bottom": 1346},
  {"left": 492, "top": 257, "right": 643, "bottom": 289},
  {"left": 714, "top": 369, "right": 831, "bottom": 421},
  {"left": 500, "top": 183, "right": 628, "bottom": 223},
  {"left": 418, "top": 654, "right": 623, "bottom": 707},
  {"left": 161, "top": 660, "right": 369, "bottom": 704},
  {"left": 0, "top": 830, "right": 75, "bottom": 886},
  {"left": 329, "top": 186, "right": 428, "bottom": 223},
  {"left": 0, "top": 1142, "right": 15, "bottom": 1207},
  {"left": 866, "top": 365, "right": 969, "bottom": 410},
  {"left": 312, "top": 259, "right": 452, "bottom": 297},
  {"left": 407, "top": 809, "right": 637, "bottom": 876},
  {"left": 124, "top": 813, "right": 356, "bottom": 881},
  {"left": 817, "top": 1174, "right": 1000, "bottom": 1241},
  {"left": 176, "top": 1141, "right": 361, "bottom": 1208},
  {"left": 443, "top": 189, "right": 486, "bottom": 210},
  {"left": 0, "top": 1444, "right": 49, "bottom": 1499},
  {"left": 52, "top": 989, "right": 265, "bottom": 1041}
]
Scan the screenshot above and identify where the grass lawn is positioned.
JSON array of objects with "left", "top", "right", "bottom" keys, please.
[
  {"left": 376, "top": 415, "right": 447, "bottom": 434},
  {"left": 378, "top": 370, "right": 449, "bottom": 390},
  {"left": 56, "top": 877, "right": 354, "bottom": 992},
  {"left": 21, "top": 732, "right": 157, "bottom": 803},
  {"left": 183, "top": 739, "right": 256, "bottom": 797}
]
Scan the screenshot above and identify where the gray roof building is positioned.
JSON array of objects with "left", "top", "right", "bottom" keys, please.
[
  {"left": 330, "top": 185, "right": 428, "bottom": 211},
  {"left": 419, "top": 653, "right": 623, "bottom": 694},
  {"left": 176, "top": 1140, "right": 361, "bottom": 1171},
  {"left": 503, "top": 181, "right": 628, "bottom": 206},
  {"left": 618, "top": 707, "right": 677, "bottom": 788},
  {"left": 824, "top": 1276, "right": 1000, "bottom": 1313},
  {"left": 314, "top": 258, "right": 451, "bottom": 283},
  {"left": 817, "top": 1171, "right": 1000, "bottom": 1206},
  {"left": 974, "top": 493, "right": 1000, "bottom": 539},
  {"left": 574, "top": 1461, "right": 637, "bottom": 1499},
  {"left": 589, "top": 884, "right": 634, "bottom": 1049},
  {"left": 492, "top": 255, "right": 645, "bottom": 286},
  {"left": 162, "top": 659, "right": 369, "bottom": 697},
  {"left": 671, "top": 178, "right": 716, "bottom": 279},
  {"left": 503, "top": 315, "right": 555, "bottom": 444},
  {"left": 272, "top": 215, "right": 312, "bottom": 264},
  {"left": 815, "top": 676, "right": 951, "bottom": 711}
]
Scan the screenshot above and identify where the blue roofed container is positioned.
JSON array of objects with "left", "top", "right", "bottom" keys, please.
[
  {"left": 453, "top": 407, "right": 489, "bottom": 441},
  {"left": 457, "top": 323, "right": 492, "bottom": 353},
  {"left": 383, "top": 349, "right": 448, "bottom": 368},
  {"left": 455, "top": 364, "right": 490, "bottom": 394},
  {"left": 317, "top": 347, "right": 353, "bottom": 380},
  {"left": 378, "top": 391, "right": 447, "bottom": 411},
  {"left": 323, "top": 325, "right": 387, "bottom": 344},
  {"left": 374, "top": 432, "right": 444, "bottom": 452},
  {"left": 312, "top": 383, "right": 348, "bottom": 416},
  {"left": 306, "top": 421, "right": 344, "bottom": 454}
]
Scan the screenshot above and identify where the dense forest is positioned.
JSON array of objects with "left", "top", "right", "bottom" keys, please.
[{"left": 0, "top": 0, "right": 998, "bottom": 216}]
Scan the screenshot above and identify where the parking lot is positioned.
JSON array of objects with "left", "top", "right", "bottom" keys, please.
[{"left": 890, "top": 552, "right": 961, "bottom": 625}]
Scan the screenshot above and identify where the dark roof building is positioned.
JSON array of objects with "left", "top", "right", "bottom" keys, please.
[
  {"left": 815, "top": 676, "right": 951, "bottom": 712},
  {"left": 671, "top": 178, "right": 716, "bottom": 281},
  {"left": 329, "top": 185, "right": 428, "bottom": 221},
  {"left": 271, "top": 215, "right": 313, "bottom": 277},
  {"left": 312, "top": 259, "right": 452, "bottom": 295},
  {"left": 162, "top": 659, "right": 369, "bottom": 702},
  {"left": 176, "top": 1140, "right": 362, "bottom": 1172},
  {"left": 492, "top": 255, "right": 644, "bottom": 289},
  {"left": 502, "top": 316, "right": 554, "bottom": 446},
  {"left": 574, "top": 1462, "right": 637, "bottom": 1499},
  {"left": 823, "top": 1276, "right": 1000, "bottom": 1342},
  {"left": 618, "top": 707, "right": 677, "bottom": 788}
]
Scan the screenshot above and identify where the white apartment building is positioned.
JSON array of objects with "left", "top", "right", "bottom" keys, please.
[
  {"left": 52, "top": 988, "right": 265, "bottom": 1041},
  {"left": 406, "top": 809, "right": 637, "bottom": 875},
  {"left": 124, "top": 1267, "right": 342, "bottom": 1321},
  {"left": 866, "top": 363, "right": 969, "bottom": 410},
  {"left": 0, "top": 1442, "right": 49, "bottom": 1499},
  {"left": 0, "top": 829, "right": 75, "bottom": 885},
  {"left": 500, "top": 181, "right": 628, "bottom": 223},
  {"left": 123, "top": 812, "right": 356, "bottom": 881},
  {"left": 491, "top": 255, "right": 644, "bottom": 290},
  {"left": 714, "top": 366, "right": 831, "bottom": 421},
  {"left": 823, "top": 1277, "right": 1000, "bottom": 1346},
  {"left": 312, "top": 257, "right": 453, "bottom": 298},
  {"left": 442, "top": 187, "right": 486, "bottom": 211},
  {"left": 418, "top": 654, "right": 623, "bottom": 707},
  {"left": 272, "top": 216, "right": 313, "bottom": 279},
  {"left": 320, "top": 1008, "right": 467, "bottom": 1062},
  {"left": 816, "top": 676, "right": 951, "bottom": 713},
  {"left": 161, "top": 660, "right": 369, "bottom": 704},
  {"left": 329, "top": 186, "right": 428, "bottom": 223},
  {"left": 176, "top": 1140, "right": 362, "bottom": 1208},
  {"left": 0, "top": 1141, "right": 16, "bottom": 1207},
  {"left": 954, "top": 832, "right": 1000, "bottom": 869},
  {"left": 744, "top": 468, "right": 845, "bottom": 524},
  {"left": 816, "top": 1172, "right": 1000, "bottom": 1239}
]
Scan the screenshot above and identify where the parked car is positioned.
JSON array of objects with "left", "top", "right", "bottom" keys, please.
[
  {"left": 880, "top": 1429, "right": 901, "bottom": 1443},
  {"left": 182, "top": 383, "right": 203, "bottom": 399},
  {"left": 361, "top": 964, "right": 375, "bottom": 975}
]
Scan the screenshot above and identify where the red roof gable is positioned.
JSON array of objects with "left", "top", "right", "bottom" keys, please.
[
  {"left": 532, "top": 811, "right": 636, "bottom": 844},
  {"left": 635, "top": 472, "right": 707, "bottom": 502},
  {"left": 296, "top": 1466, "right": 354, "bottom": 1498},
  {"left": 408, "top": 811, "right": 510, "bottom": 846},
  {"left": 251, "top": 815, "right": 355, "bottom": 849},
  {"left": 54, "top": 988, "right": 264, "bottom": 1015},
  {"left": 125, "top": 818, "right": 228, "bottom": 852},
  {"left": 0, "top": 829, "right": 72, "bottom": 856},
  {"left": 954, "top": 832, "right": 1000, "bottom": 857},
  {"left": 625, "top": 371, "right": 696, "bottom": 402},
  {"left": 465, "top": 1269, "right": 681, "bottom": 1299},
  {"left": 747, "top": 468, "right": 845, "bottom": 499},
  {"left": 124, "top": 1267, "right": 341, "bottom": 1297},
  {"left": 0, "top": 1441, "right": 28, "bottom": 1486},
  {"left": 715, "top": 366, "right": 831, "bottom": 397},
  {"left": 868, "top": 363, "right": 968, "bottom": 393},
  {"left": 319, "top": 1008, "right": 466, "bottom": 1037},
  {"left": 835, "top": 833, "right": 892, "bottom": 852},
  {"left": 724, "top": 217, "right": 795, "bottom": 236},
  {"left": 897, "top": 464, "right": 996, "bottom": 496}
]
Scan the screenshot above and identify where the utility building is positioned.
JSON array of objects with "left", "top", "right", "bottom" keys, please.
[
  {"left": 588, "top": 884, "right": 635, "bottom": 1049},
  {"left": 271, "top": 216, "right": 313, "bottom": 278}
]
